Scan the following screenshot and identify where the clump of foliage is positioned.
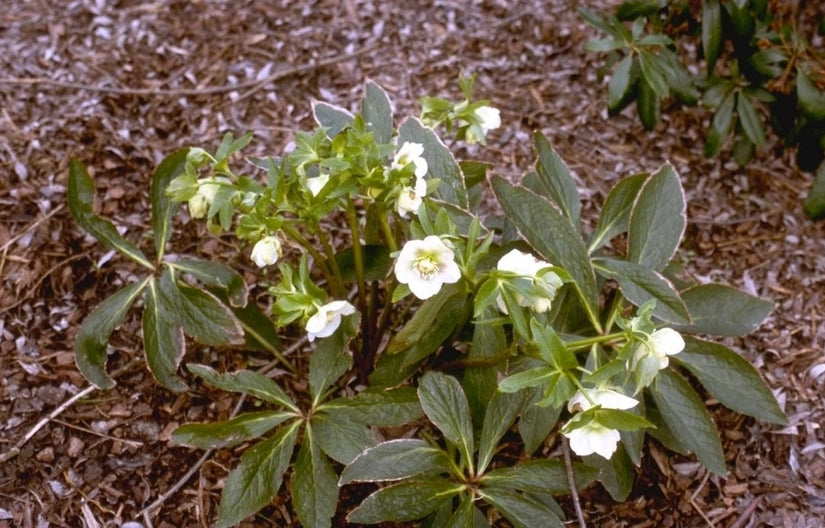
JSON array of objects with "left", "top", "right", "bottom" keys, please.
[
  {"left": 582, "top": 0, "right": 825, "bottom": 218},
  {"left": 69, "top": 78, "right": 785, "bottom": 527}
]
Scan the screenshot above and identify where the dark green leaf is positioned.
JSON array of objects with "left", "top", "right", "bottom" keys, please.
[
  {"left": 533, "top": 132, "right": 581, "bottom": 225},
  {"left": 498, "top": 367, "right": 556, "bottom": 394},
  {"left": 188, "top": 364, "right": 299, "bottom": 412},
  {"left": 334, "top": 244, "right": 392, "bottom": 282},
  {"left": 518, "top": 401, "right": 561, "bottom": 455},
  {"left": 311, "top": 101, "right": 353, "bottom": 137},
  {"left": 594, "top": 257, "right": 690, "bottom": 324},
  {"left": 674, "top": 283, "right": 773, "bottom": 336},
  {"left": 151, "top": 148, "right": 188, "bottom": 261},
  {"left": 340, "top": 439, "right": 451, "bottom": 485},
  {"left": 616, "top": 0, "right": 662, "bottom": 20},
  {"left": 638, "top": 50, "right": 669, "bottom": 97},
  {"left": 704, "top": 91, "right": 735, "bottom": 157},
  {"left": 171, "top": 259, "right": 248, "bottom": 308},
  {"left": 702, "top": 0, "right": 722, "bottom": 75},
  {"left": 649, "top": 369, "right": 727, "bottom": 475},
  {"left": 362, "top": 80, "right": 393, "bottom": 144},
  {"left": 584, "top": 446, "right": 634, "bottom": 501},
  {"left": 143, "top": 278, "right": 187, "bottom": 392},
  {"left": 737, "top": 93, "right": 766, "bottom": 147},
  {"left": 585, "top": 37, "right": 626, "bottom": 53},
  {"left": 481, "top": 459, "right": 597, "bottom": 494},
  {"left": 804, "top": 162, "right": 825, "bottom": 220},
  {"left": 627, "top": 163, "right": 686, "bottom": 271},
  {"left": 675, "top": 337, "right": 786, "bottom": 424},
  {"left": 491, "top": 176, "right": 599, "bottom": 321},
  {"left": 216, "top": 421, "right": 300, "bottom": 528},
  {"left": 75, "top": 279, "right": 149, "bottom": 389},
  {"left": 797, "top": 69, "right": 825, "bottom": 120},
  {"left": 171, "top": 410, "right": 294, "bottom": 449},
  {"left": 590, "top": 173, "right": 648, "bottom": 252},
  {"left": 219, "top": 291, "right": 282, "bottom": 354},
  {"left": 291, "top": 425, "right": 339, "bottom": 528},
  {"left": 732, "top": 136, "right": 755, "bottom": 166},
  {"left": 463, "top": 318, "right": 507, "bottom": 423},
  {"left": 608, "top": 55, "right": 635, "bottom": 113},
  {"left": 347, "top": 478, "right": 463, "bottom": 524},
  {"left": 320, "top": 388, "right": 423, "bottom": 426},
  {"left": 479, "top": 488, "right": 564, "bottom": 528},
  {"left": 309, "top": 312, "right": 359, "bottom": 402},
  {"left": 418, "top": 372, "right": 475, "bottom": 468},
  {"left": 637, "top": 74, "right": 660, "bottom": 130},
  {"left": 311, "top": 411, "right": 375, "bottom": 464},
  {"left": 399, "top": 118, "right": 468, "bottom": 209},
  {"left": 478, "top": 391, "right": 525, "bottom": 474},
  {"left": 68, "top": 159, "right": 153, "bottom": 270},
  {"left": 161, "top": 271, "right": 244, "bottom": 346}
]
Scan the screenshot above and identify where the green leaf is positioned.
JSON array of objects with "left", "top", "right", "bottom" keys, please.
[
  {"left": 334, "top": 244, "right": 392, "bottom": 282},
  {"left": 216, "top": 421, "right": 300, "bottom": 528},
  {"left": 150, "top": 148, "right": 188, "bottom": 262},
  {"left": 637, "top": 74, "right": 661, "bottom": 130},
  {"left": 75, "top": 278, "right": 149, "bottom": 389},
  {"left": 319, "top": 388, "right": 423, "bottom": 426},
  {"left": 702, "top": 0, "right": 722, "bottom": 75},
  {"left": 804, "top": 162, "right": 825, "bottom": 220},
  {"left": 291, "top": 425, "right": 339, "bottom": 528},
  {"left": 481, "top": 459, "right": 597, "bottom": 494},
  {"left": 463, "top": 318, "right": 507, "bottom": 423},
  {"left": 340, "top": 439, "right": 452, "bottom": 485},
  {"left": 312, "top": 101, "right": 353, "bottom": 137},
  {"left": 585, "top": 37, "right": 626, "bottom": 53},
  {"left": 216, "top": 290, "right": 282, "bottom": 354},
  {"left": 362, "top": 80, "right": 394, "bottom": 144},
  {"left": 68, "top": 159, "right": 153, "bottom": 270},
  {"left": 593, "top": 257, "right": 690, "bottom": 324},
  {"left": 737, "top": 93, "right": 766, "bottom": 147},
  {"left": 143, "top": 278, "right": 187, "bottom": 392},
  {"left": 498, "top": 366, "right": 556, "bottom": 394},
  {"left": 627, "top": 162, "right": 686, "bottom": 271},
  {"left": 590, "top": 173, "right": 648, "bottom": 252},
  {"left": 418, "top": 372, "right": 475, "bottom": 468},
  {"left": 797, "top": 68, "right": 825, "bottom": 120},
  {"left": 732, "top": 136, "right": 755, "bottom": 166},
  {"left": 479, "top": 488, "right": 564, "bottom": 528},
  {"left": 348, "top": 478, "right": 463, "bottom": 524},
  {"left": 608, "top": 55, "right": 635, "bottom": 113},
  {"left": 399, "top": 117, "right": 468, "bottom": 209},
  {"left": 584, "top": 446, "right": 634, "bottom": 501},
  {"left": 704, "top": 91, "right": 735, "bottom": 157},
  {"left": 533, "top": 132, "right": 581, "bottom": 225},
  {"left": 161, "top": 271, "right": 244, "bottom": 346},
  {"left": 638, "top": 50, "right": 669, "bottom": 98},
  {"left": 171, "top": 259, "right": 248, "bottom": 308},
  {"left": 309, "top": 312, "right": 359, "bottom": 402},
  {"left": 674, "top": 283, "right": 773, "bottom": 336},
  {"left": 311, "top": 411, "right": 375, "bottom": 464},
  {"left": 171, "top": 410, "right": 294, "bottom": 449},
  {"left": 442, "top": 497, "right": 478, "bottom": 528},
  {"left": 188, "top": 364, "right": 299, "bottom": 412},
  {"left": 477, "top": 391, "right": 525, "bottom": 474},
  {"left": 491, "top": 176, "right": 599, "bottom": 322},
  {"left": 518, "top": 401, "right": 561, "bottom": 455},
  {"left": 675, "top": 337, "right": 786, "bottom": 425},
  {"left": 649, "top": 369, "right": 727, "bottom": 475}
]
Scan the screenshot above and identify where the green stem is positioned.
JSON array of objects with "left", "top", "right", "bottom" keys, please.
[
  {"left": 345, "top": 199, "right": 367, "bottom": 312},
  {"left": 280, "top": 223, "right": 343, "bottom": 297},
  {"left": 317, "top": 227, "right": 346, "bottom": 298},
  {"left": 565, "top": 332, "right": 626, "bottom": 352},
  {"left": 378, "top": 209, "right": 398, "bottom": 253}
]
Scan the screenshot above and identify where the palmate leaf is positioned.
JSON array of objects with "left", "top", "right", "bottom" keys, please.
[
  {"left": 590, "top": 173, "right": 647, "bottom": 253},
  {"left": 477, "top": 391, "right": 526, "bottom": 474},
  {"left": 481, "top": 459, "right": 597, "bottom": 495},
  {"left": 584, "top": 446, "right": 635, "bottom": 501},
  {"left": 533, "top": 132, "right": 581, "bottom": 225},
  {"left": 75, "top": 278, "right": 150, "bottom": 389},
  {"left": 171, "top": 258, "right": 248, "bottom": 308},
  {"left": 150, "top": 148, "right": 188, "bottom": 262},
  {"left": 172, "top": 410, "right": 295, "bottom": 449},
  {"left": 216, "top": 420, "right": 301, "bottom": 528},
  {"left": 68, "top": 159, "right": 153, "bottom": 270},
  {"left": 291, "top": 424, "right": 339, "bottom": 528},
  {"left": 347, "top": 478, "right": 463, "bottom": 524},
  {"left": 418, "top": 372, "right": 475, "bottom": 470},
  {"left": 340, "top": 439, "right": 452, "bottom": 485},
  {"left": 478, "top": 488, "right": 564, "bottom": 528},
  {"left": 319, "top": 387, "right": 423, "bottom": 426},
  {"left": 143, "top": 277, "right": 187, "bottom": 392},
  {"left": 188, "top": 364, "right": 299, "bottom": 412},
  {"left": 518, "top": 399, "right": 561, "bottom": 455},
  {"left": 674, "top": 283, "right": 773, "bottom": 336},
  {"left": 311, "top": 411, "right": 375, "bottom": 464}
]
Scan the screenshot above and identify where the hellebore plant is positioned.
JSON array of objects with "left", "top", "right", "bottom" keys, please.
[{"left": 69, "top": 77, "right": 786, "bottom": 528}]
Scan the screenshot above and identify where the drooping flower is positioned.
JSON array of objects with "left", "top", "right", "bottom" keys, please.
[
  {"left": 567, "top": 388, "right": 638, "bottom": 413},
  {"left": 391, "top": 142, "right": 428, "bottom": 178},
  {"left": 564, "top": 421, "right": 621, "bottom": 459},
  {"left": 396, "top": 176, "right": 427, "bottom": 217},
  {"left": 251, "top": 235, "right": 282, "bottom": 268},
  {"left": 635, "top": 327, "right": 685, "bottom": 370},
  {"left": 306, "top": 300, "right": 356, "bottom": 341},
  {"left": 495, "top": 249, "right": 563, "bottom": 313},
  {"left": 465, "top": 106, "right": 501, "bottom": 144},
  {"left": 187, "top": 177, "right": 225, "bottom": 219},
  {"left": 306, "top": 173, "right": 329, "bottom": 197},
  {"left": 394, "top": 236, "right": 461, "bottom": 300}
]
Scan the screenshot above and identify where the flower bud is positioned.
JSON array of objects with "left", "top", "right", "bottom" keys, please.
[{"left": 251, "top": 236, "right": 282, "bottom": 268}]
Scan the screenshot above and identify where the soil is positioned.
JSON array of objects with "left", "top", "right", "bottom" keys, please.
[{"left": 1, "top": 1, "right": 824, "bottom": 527}]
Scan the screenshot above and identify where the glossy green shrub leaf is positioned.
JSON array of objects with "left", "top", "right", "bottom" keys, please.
[
  {"left": 312, "top": 101, "right": 354, "bottom": 137},
  {"left": 172, "top": 410, "right": 294, "bottom": 449},
  {"left": 216, "top": 421, "right": 300, "bottom": 528},
  {"left": 347, "top": 478, "right": 463, "bottom": 524},
  {"left": 616, "top": 0, "right": 663, "bottom": 20},
  {"left": 143, "top": 277, "right": 187, "bottom": 392},
  {"left": 291, "top": 426, "right": 339, "bottom": 528},
  {"left": 171, "top": 259, "right": 248, "bottom": 308},
  {"left": 675, "top": 337, "right": 786, "bottom": 424},
  {"left": 594, "top": 257, "right": 690, "bottom": 324},
  {"left": 732, "top": 136, "right": 756, "bottom": 166},
  {"left": 750, "top": 48, "right": 787, "bottom": 77},
  {"left": 638, "top": 50, "right": 669, "bottom": 97},
  {"left": 418, "top": 372, "right": 475, "bottom": 467},
  {"left": 737, "top": 93, "right": 766, "bottom": 147},
  {"left": 704, "top": 91, "right": 735, "bottom": 157},
  {"left": 649, "top": 369, "right": 727, "bottom": 475},
  {"left": 533, "top": 132, "right": 581, "bottom": 225},
  {"left": 340, "top": 439, "right": 451, "bottom": 485},
  {"left": 675, "top": 283, "right": 773, "bottom": 336},
  {"left": 803, "top": 162, "right": 825, "bottom": 220},
  {"left": 627, "top": 163, "right": 686, "bottom": 271},
  {"left": 481, "top": 459, "right": 597, "bottom": 495},
  {"left": 320, "top": 388, "right": 423, "bottom": 426},
  {"left": 68, "top": 159, "right": 153, "bottom": 270},
  {"left": 491, "top": 176, "right": 599, "bottom": 320},
  {"left": 608, "top": 55, "right": 636, "bottom": 113},
  {"left": 477, "top": 391, "right": 525, "bottom": 474},
  {"left": 188, "top": 364, "right": 299, "bottom": 412},
  {"left": 702, "top": 0, "right": 722, "bottom": 75},
  {"left": 797, "top": 68, "right": 825, "bottom": 120},
  {"left": 362, "top": 80, "right": 394, "bottom": 144},
  {"left": 637, "top": 74, "right": 660, "bottom": 130},
  {"left": 590, "top": 173, "right": 647, "bottom": 252},
  {"left": 399, "top": 118, "right": 468, "bottom": 208},
  {"left": 75, "top": 278, "right": 149, "bottom": 389},
  {"left": 311, "top": 411, "right": 375, "bottom": 464},
  {"left": 586, "top": 37, "right": 625, "bottom": 53},
  {"left": 309, "top": 312, "right": 359, "bottom": 402},
  {"left": 479, "top": 488, "right": 564, "bottom": 528},
  {"left": 150, "top": 148, "right": 188, "bottom": 261}
]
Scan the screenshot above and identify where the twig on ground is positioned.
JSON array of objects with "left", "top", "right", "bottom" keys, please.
[
  {"left": 688, "top": 471, "right": 716, "bottom": 528},
  {"left": 0, "top": 44, "right": 379, "bottom": 97},
  {"left": 562, "top": 437, "right": 587, "bottom": 528},
  {"left": 728, "top": 496, "right": 763, "bottom": 528}
]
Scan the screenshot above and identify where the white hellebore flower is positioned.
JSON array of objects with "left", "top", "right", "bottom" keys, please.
[
  {"left": 567, "top": 388, "right": 638, "bottom": 413},
  {"left": 466, "top": 106, "right": 501, "bottom": 144},
  {"left": 396, "top": 175, "right": 427, "bottom": 217},
  {"left": 306, "top": 300, "right": 356, "bottom": 341},
  {"left": 564, "top": 422, "right": 622, "bottom": 459},
  {"left": 395, "top": 236, "right": 461, "bottom": 300},
  {"left": 188, "top": 177, "right": 225, "bottom": 219},
  {"left": 306, "top": 173, "right": 329, "bottom": 197},
  {"left": 392, "top": 142, "right": 428, "bottom": 178},
  {"left": 495, "top": 249, "right": 562, "bottom": 313},
  {"left": 250, "top": 235, "right": 282, "bottom": 268},
  {"left": 644, "top": 328, "right": 685, "bottom": 369}
]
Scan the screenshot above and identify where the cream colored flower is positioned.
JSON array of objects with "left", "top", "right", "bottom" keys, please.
[
  {"left": 396, "top": 176, "right": 427, "bottom": 217},
  {"left": 251, "top": 235, "right": 282, "bottom": 268},
  {"left": 187, "top": 177, "right": 225, "bottom": 219},
  {"left": 391, "top": 142, "right": 428, "bottom": 178},
  {"left": 394, "top": 236, "right": 461, "bottom": 300},
  {"left": 564, "top": 421, "right": 621, "bottom": 459},
  {"left": 474, "top": 106, "right": 501, "bottom": 134},
  {"left": 306, "top": 300, "right": 356, "bottom": 341},
  {"left": 306, "top": 173, "right": 329, "bottom": 197},
  {"left": 495, "top": 249, "right": 562, "bottom": 313},
  {"left": 635, "top": 328, "right": 685, "bottom": 369},
  {"left": 567, "top": 388, "right": 638, "bottom": 413}
]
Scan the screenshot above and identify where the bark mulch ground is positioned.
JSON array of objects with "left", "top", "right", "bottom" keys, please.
[{"left": 1, "top": 1, "right": 823, "bottom": 526}]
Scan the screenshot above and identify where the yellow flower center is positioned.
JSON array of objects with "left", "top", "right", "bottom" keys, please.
[{"left": 414, "top": 255, "right": 440, "bottom": 279}]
